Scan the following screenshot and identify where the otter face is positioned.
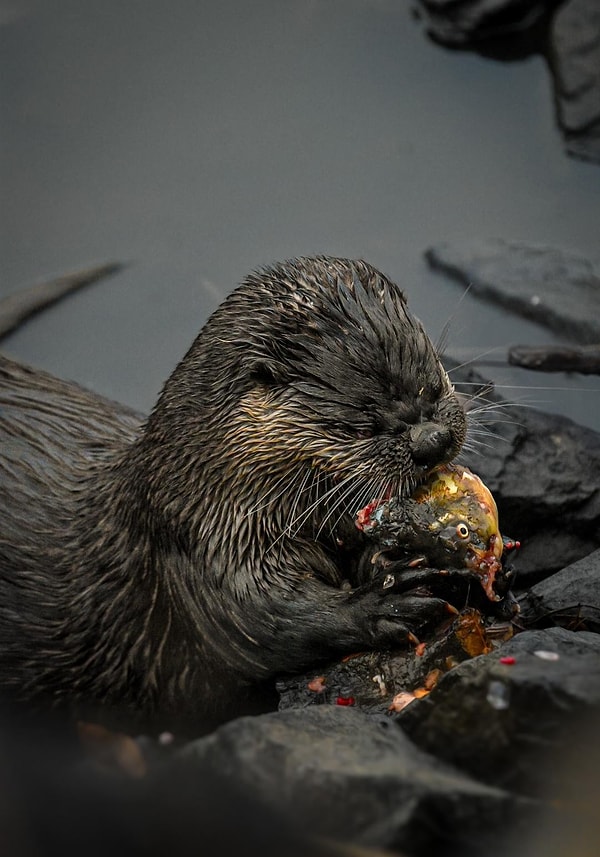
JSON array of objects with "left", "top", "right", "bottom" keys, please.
[{"left": 229, "top": 258, "right": 467, "bottom": 519}]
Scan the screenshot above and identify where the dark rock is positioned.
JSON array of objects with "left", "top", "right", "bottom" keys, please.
[
  {"left": 415, "top": 1, "right": 600, "bottom": 162},
  {"left": 181, "top": 706, "right": 529, "bottom": 856},
  {"left": 548, "top": 0, "right": 600, "bottom": 163},
  {"left": 0, "top": 263, "right": 125, "bottom": 340},
  {"left": 397, "top": 632, "right": 600, "bottom": 794},
  {"left": 415, "top": 0, "right": 552, "bottom": 48},
  {"left": 518, "top": 548, "right": 600, "bottom": 630},
  {"left": 508, "top": 343, "right": 600, "bottom": 375},
  {"left": 500, "top": 623, "right": 600, "bottom": 653},
  {"left": 427, "top": 238, "right": 600, "bottom": 343}
]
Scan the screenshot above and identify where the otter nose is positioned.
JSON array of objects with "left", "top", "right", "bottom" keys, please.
[{"left": 409, "top": 421, "right": 453, "bottom": 467}]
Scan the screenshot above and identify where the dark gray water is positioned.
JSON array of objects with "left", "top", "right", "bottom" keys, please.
[{"left": 1, "top": 0, "right": 599, "bottom": 429}]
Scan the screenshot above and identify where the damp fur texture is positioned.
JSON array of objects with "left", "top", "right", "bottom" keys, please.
[{"left": 0, "top": 257, "right": 466, "bottom": 732}]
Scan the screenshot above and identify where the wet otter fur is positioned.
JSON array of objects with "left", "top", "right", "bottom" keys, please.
[{"left": 0, "top": 257, "right": 467, "bottom": 732}]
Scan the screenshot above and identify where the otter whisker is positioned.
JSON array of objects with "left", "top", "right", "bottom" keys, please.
[
  {"left": 467, "top": 422, "right": 516, "bottom": 439},
  {"left": 476, "top": 383, "right": 600, "bottom": 393},
  {"left": 325, "top": 469, "right": 396, "bottom": 542},
  {"left": 445, "top": 344, "right": 507, "bottom": 375},
  {"left": 466, "top": 400, "right": 527, "bottom": 416},
  {"left": 464, "top": 436, "right": 511, "bottom": 453},
  {"left": 265, "top": 466, "right": 339, "bottom": 553},
  {"left": 292, "top": 470, "right": 359, "bottom": 539},
  {"left": 246, "top": 467, "right": 305, "bottom": 517},
  {"left": 273, "top": 467, "right": 319, "bottom": 563},
  {"left": 435, "top": 283, "right": 473, "bottom": 357},
  {"left": 461, "top": 438, "right": 498, "bottom": 455},
  {"left": 468, "top": 412, "right": 527, "bottom": 432},
  {"left": 464, "top": 423, "right": 515, "bottom": 447},
  {"left": 287, "top": 466, "right": 315, "bottom": 533},
  {"left": 468, "top": 415, "right": 524, "bottom": 428},
  {"left": 317, "top": 473, "right": 374, "bottom": 541}
]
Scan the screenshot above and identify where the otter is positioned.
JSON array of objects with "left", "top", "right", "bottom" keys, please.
[{"left": 0, "top": 257, "right": 467, "bottom": 733}]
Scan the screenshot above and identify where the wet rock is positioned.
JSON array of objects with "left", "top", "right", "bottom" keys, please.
[
  {"left": 397, "top": 632, "right": 600, "bottom": 794},
  {"left": 548, "top": 0, "right": 600, "bottom": 163},
  {"left": 500, "top": 623, "right": 600, "bottom": 654},
  {"left": 426, "top": 238, "right": 600, "bottom": 343},
  {"left": 507, "top": 343, "right": 600, "bottom": 375},
  {"left": 415, "top": 0, "right": 600, "bottom": 162},
  {"left": 518, "top": 548, "right": 600, "bottom": 631},
  {"left": 180, "top": 706, "right": 528, "bottom": 856},
  {"left": 415, "top": 0, "right": 552, "bottom": 48},
  {"left": 0, "top": 263, "right": 125, "bottom": 339}
]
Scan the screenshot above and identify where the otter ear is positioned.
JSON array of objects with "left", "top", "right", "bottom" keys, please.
[{"left": 245, "top": 358, "right": 285, "bottom": 387}]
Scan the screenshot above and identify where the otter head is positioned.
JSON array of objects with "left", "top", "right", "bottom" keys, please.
[{"left": 144, "top": 257, "right": 466, "bottom": 542}]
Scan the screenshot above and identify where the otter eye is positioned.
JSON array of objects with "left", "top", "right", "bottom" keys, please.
[
  {"left": 455, "top": 522, "right": 470, "bottom": 540},
  {"left": 354, "top": 428, "right": 374, "bottom": 440}
]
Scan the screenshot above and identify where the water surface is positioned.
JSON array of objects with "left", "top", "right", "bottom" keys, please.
[{"left": 1, "top": 0, "right": 599, "bottom": 429}]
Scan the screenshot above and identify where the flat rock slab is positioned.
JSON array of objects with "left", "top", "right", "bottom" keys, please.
[
  {"left": 427, "top": 238, "right": 600, "bottom": 343},
  {"left": 180, "top": 706, "right": 528, "bottom": 855}
]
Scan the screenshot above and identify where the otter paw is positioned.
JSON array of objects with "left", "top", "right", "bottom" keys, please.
[
  {"left": 352, "top": 587, "right": 451, "bottom": 647},
  {"left": 373, "top": 593, "right": 451, "bottom": 644},
  {"left": 375, "top": 563, "right": 454, "bottom": 594}
]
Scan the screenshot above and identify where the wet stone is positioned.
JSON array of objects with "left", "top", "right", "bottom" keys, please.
[
  {"left": 415, "top": 0, "right": 551, "bottom": 47},
  {"left": 179, "top": 706, "right": 530, "bottom": 856},
  {"left": 426, "top": 238, "right": 600, "bottom": 344},
  {"left": 396, "top": 634, "right": 600, "bottom": 795},
  {"left": 415, "top": 0, "right": 600, "bottom": 162},
  {"left": 518, "top": 548, "right": 600, "bottom": 632},
  {"left": 548, "top": 0, "right": 600, "bottom": 163}
]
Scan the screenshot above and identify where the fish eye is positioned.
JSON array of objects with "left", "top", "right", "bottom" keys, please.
[{"left": 455, "top": 522, "right": 470, "bottom": 540}]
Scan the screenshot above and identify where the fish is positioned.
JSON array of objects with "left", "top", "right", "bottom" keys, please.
[{"left": 355, "top": 464, "right": 519, "bottom": 602}]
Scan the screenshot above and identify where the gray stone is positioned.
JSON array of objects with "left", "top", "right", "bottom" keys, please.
[
  {"left": 426, "top": 238, "right": 600, "bottom": 343},
  {"left": 549, "top": 0, "right": 600, "bottom": 163},
  {"left": 181, "top": 706, "right": 528, "bottom": 855},
  {"left": 415, "top": 0, "right": 600, "bottom": 162},
  {"left": 502, "top": 624, "right": 600, "bottom": 654},
  {"left": 397, "top": 636, "right": 600, "bottom": 794},
  {"left": 416, "top": 0, "right": 549, "bottom": 47},
  {"left": 518, "top": 549, "right": 600, "bottom": 631}
]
